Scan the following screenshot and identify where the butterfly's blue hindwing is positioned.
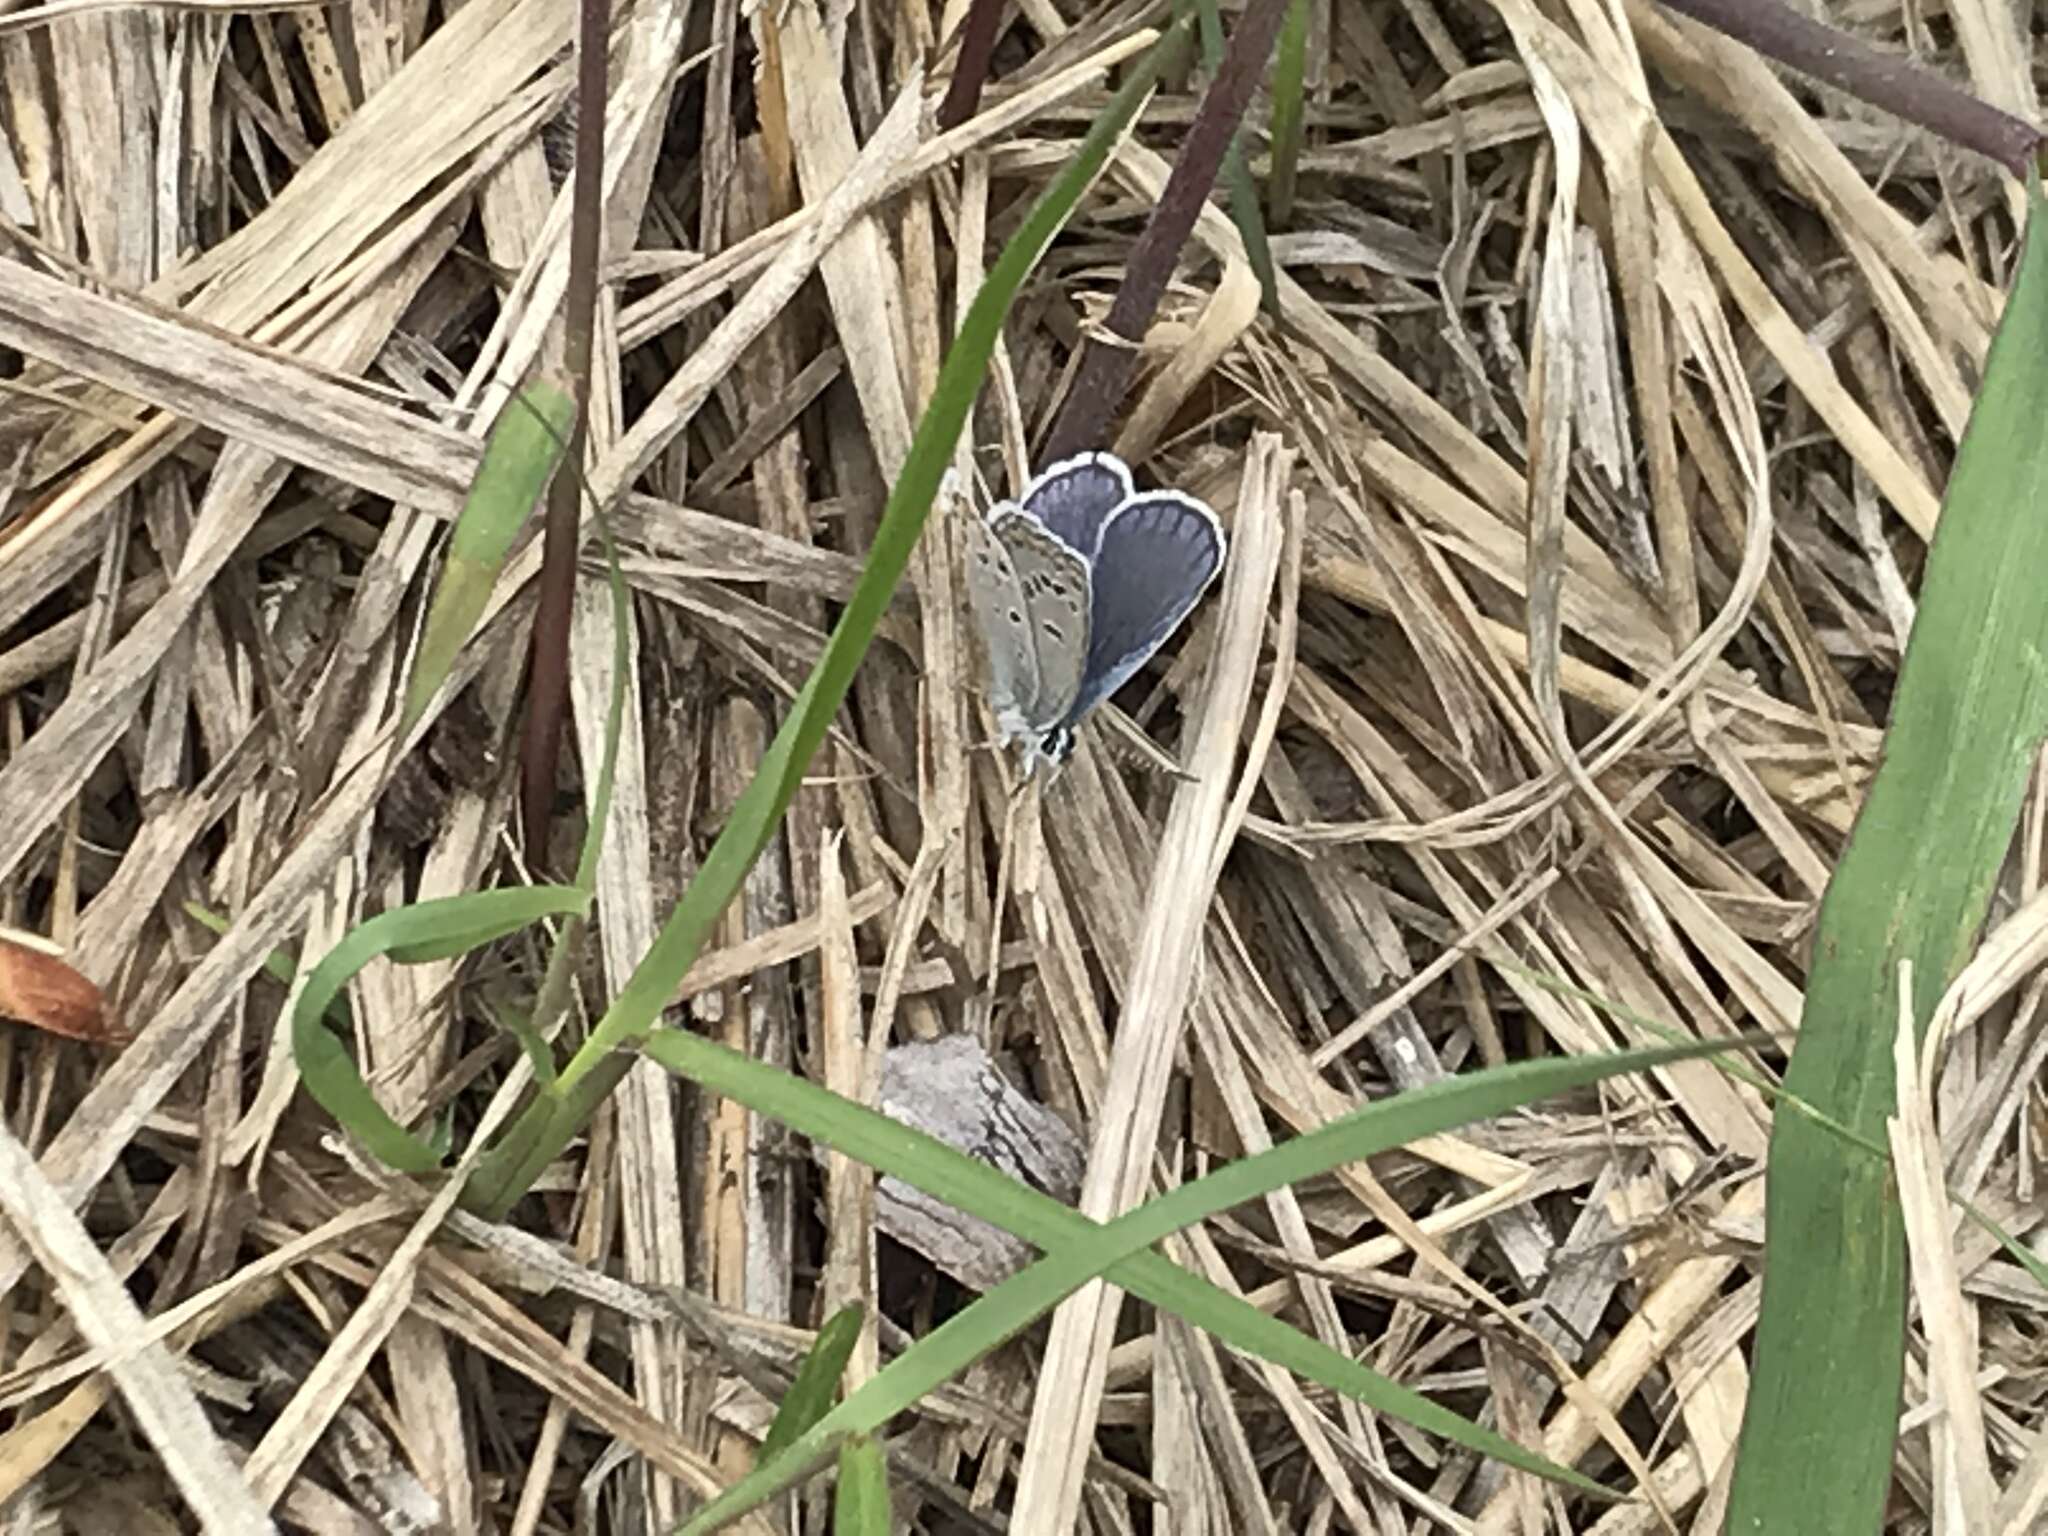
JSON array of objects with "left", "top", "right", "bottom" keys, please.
[
  {"left": 1019, "top": 451, "right": 1133, "bottom": 559},
  {"left": 1060, "top": 491, "right": 1224, "bottom": 730}
]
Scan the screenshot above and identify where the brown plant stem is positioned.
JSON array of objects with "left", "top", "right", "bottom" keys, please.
[
  {"left": 520, "top": 0, "right": 610, "bottom": 864},
  {"left": 936, "top": 0, "right": 1007, "bottom": 130},
  {"left": 1656, "top": 0, "right": 2040, "bottom": 175},
  {"left": 1039, "top": 0, "right": 1274, "bottom": 464}
]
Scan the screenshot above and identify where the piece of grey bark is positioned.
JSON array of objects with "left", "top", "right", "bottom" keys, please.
[{"left": 864, "top": 1035, "right": 1087, "bottom": 1291}]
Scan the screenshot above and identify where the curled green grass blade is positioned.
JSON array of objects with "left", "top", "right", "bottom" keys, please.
[
  {"left": 653, "top": 1028, "right": 1751, "bottom": 1531},
  {"left": 291, "top": 886, "right": 586, "bottom": 1172},
  {"left": 1728, "top": 175, "right": 2048, "bottom": 1533}
]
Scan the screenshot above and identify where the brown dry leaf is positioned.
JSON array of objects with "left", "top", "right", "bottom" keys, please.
[{"left": 0, "top": 930, "right": 123, "bottom": 1046}]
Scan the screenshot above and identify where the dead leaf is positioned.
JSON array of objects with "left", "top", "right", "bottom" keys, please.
[{"left": 0, "top": 931, "right": 126, "bottom": 1047}]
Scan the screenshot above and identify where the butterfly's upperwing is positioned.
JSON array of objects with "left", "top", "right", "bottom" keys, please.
[
  {"left": 964, "top": 508, "right": 1044, "bottom": 737},
  {"left": 1061, "top": 491, "right": 1225, "bottom": 730},
  {"left": 1020, "top": 452, "right": 1133, "bottom": 559},
  {"left": 989, "top": 508, "right": 1092, "bottom": 729}
]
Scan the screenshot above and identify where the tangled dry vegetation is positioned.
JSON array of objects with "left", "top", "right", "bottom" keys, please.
[{"left": 0, "top": 0, "right": 2040, "bottom": 1528}]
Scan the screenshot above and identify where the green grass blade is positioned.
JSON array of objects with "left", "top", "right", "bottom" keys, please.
[
  {"left": 292, "top": 461, "right": 621, "bottom": 1166},
  {"left": 569, "top": 493, "right": 633, "bottom": 895},
  {"left": 761, "top": 1304, "right": 865, "bottom": 1463},
  {"left": 1727, "top": 176, "right": 2048, "bottom": 1533},
  {"left": 400, "top": 382, "right": 575, "bottom": 736},
  {"left": 291, "top": 886, "right": 586, "bottom": 1172},
  {"left": 185, "top": 901, "right": 335, "bottom": 1001},
  {"left": 830, "top": 1438, "right": 889, "bottom": 1535},
  {"left": 461, "top": 25, "right": 1192, "bottom": 1219},
  {"left": 1515, "top": 957, "right": 2048, "bottom": 1316},
  {"left": 1266, "top": 0, "right": 1308, "bottom": 224},
  {"left": 652, "top": 1028, "right": 1749, "bottom": 1532},
  {"left": 481, "top": 993, "right": 557, "bottom": 1087},
  {"left": 1187, "top": 0, "right": 1278, "bottom": 311}
]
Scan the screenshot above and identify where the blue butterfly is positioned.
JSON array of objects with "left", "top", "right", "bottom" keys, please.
[{"left": 964, "top": 452, "right": 1226, "bottom": 773}]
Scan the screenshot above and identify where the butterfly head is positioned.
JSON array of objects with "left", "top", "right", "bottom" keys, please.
[
  {"left": 1035, "top": 724, "right": 1078, "bottom": 775},
  {"left": 1006, "top": 722, "right": 1076, "bottom": 780}
]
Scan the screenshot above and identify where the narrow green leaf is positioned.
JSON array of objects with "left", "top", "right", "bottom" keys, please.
[
  {"left": 462, "top": 23, "right": 1194, "bottom": 1219},
  {"left": 481, "top": 993, "right": 558, "bottom": 1088},
  {"left": 656, "top": 1029, "right": 1749, "bottom": 1532},
  {"left": 292, "top": 886, "right": 586, "bottom": 1172},
  {"left": 761, "top": 1304, "right": 865, "bottom": 1464},
  {"left": 185, "top": 901, "right": 325, "bottom": 999},
  {"left": 830, "top": 1437, "right": 889, "bottom": 1535},
  {"left": 1515, "top": 957, "right": 2048, "bottom": 1320},
  {"left": 400, "top": 381, "right": 576, "bottom": 736},
  {"left": 1728, "top": 176, "right": 2048, "bottom": 1533},
  {"left": 1267, "top": 0, "right": 1309, "bottom": 224},
  {"left": 569, "top": 491, "right": 634, "bottom": 897},
  {"left": 1187, "top": 0, "right": 1278, "bottom": 311}
]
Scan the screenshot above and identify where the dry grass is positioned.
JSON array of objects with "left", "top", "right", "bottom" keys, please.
[{"left": 0, "top": 0, "right": 2039, "bottom": 1530}]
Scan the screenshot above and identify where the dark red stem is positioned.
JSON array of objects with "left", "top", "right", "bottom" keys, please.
[
  {"left": 520, "top": 0, "right": 609, "bottom": 863},
  {"left": 1041, "top": 0, "right": 1288, "bottom": 463},
  {"left": 937, "top": 0, "right": 1007, "bottom": 131},
  {"left": 1658, "top": 0, "right": 2039, "bottom": 175}
]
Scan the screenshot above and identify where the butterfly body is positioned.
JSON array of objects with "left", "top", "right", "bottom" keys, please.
[{"left": 963, "top": 452, "right": 1225, "bottom": 774}]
